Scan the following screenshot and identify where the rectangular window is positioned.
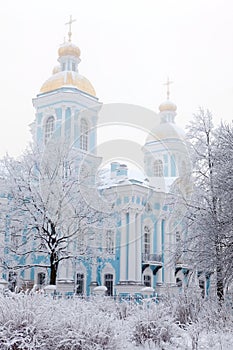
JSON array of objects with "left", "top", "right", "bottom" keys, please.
[
  {"left": 104, "top": 274, "right": 113, "bottom": 296},
  {"left": 76, "top": 273, "right": 84, "bottom": 294},
  {"left": 144, "top": 226, "right": 151, "bottom": 255}
]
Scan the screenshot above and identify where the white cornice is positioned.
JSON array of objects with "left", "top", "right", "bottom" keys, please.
[{"left": 32, "top": 89, "right": 102, "bottom": 111}]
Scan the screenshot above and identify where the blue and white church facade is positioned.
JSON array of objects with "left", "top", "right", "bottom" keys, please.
[{"left": 1, "top": 29, "right": 195, "bottom": 298}]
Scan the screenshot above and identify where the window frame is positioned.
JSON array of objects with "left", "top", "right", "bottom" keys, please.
[
  {"left": 105, "top": 230, "right": 114, "bottom": 254},
  {"left": 104, "top": 273, "right": 113, "bottom": 296},
  {"left": 153, "top": 159, "right": 163, "bottom": 177},
  {"left": 44, "top": 116, "right": 55, "bottom": 144},
  {"left": 80, "top": 118, "right": 89, "bottom": 151},
  {"left": 76, "top": 273, "right": 85, "bottom": 295},
  {"left": 144, "top": 274, "right": 151, "bottom": 287},
  {"left": 144, "top": 225, "right": 151, "bottom": 255},
  {"left": 37, "top": 272, "right": 46, "bottom": 286}
]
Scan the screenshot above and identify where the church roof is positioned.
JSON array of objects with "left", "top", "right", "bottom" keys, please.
[{"left": 146, "top": 121, "right": 185, "bottom": 143}]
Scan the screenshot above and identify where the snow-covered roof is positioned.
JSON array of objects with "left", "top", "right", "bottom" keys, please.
[{"left": 97, "top": 166, "right": 148, "bottom": 190}]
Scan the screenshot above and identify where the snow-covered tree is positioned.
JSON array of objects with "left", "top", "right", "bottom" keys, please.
[
  {"left": 181, "top": 109, "right": 233, "bottom": 301},
  {"left": 212, "top": 122, "right": 233, "bottom": 292},
  {"left": 1, "top": 142, "right": 111, "bottom": 286}
]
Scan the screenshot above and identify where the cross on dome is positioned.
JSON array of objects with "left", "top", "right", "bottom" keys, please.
[
  {"left": 163, "top": 77, "right": 173, "bottom": 100},
  {"left": 65, "top": 15, "right": 76, "bottom": 42},
  {"left": 159, "top": 77, "right": 177, "bottom": 115}
]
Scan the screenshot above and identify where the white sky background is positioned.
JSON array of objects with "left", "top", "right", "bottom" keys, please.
[{"left": 0, "top": 0, "right": 233, "bottom": 157}]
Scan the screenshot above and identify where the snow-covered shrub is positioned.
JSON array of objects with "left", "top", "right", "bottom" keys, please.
[
  {"left": 50, "top": 301, "right": 118, "bottom": 350},
  {"left": 163, "top": 289, "right": 204, "bottom": 328},
  {"left": 0, "top": 294, "right": 120, "bottom": 350},
  {"left": 0, "top": 320, "right": 41, "bottom": 350},
  {"left": 168, "top": 291, "right": 233, "bottom": 350},
  {"left": 115, "top": 299, "right": 138, "bottom": 320},
  {"left": 131, "top": 300, "right": 183, "bottom": 348},
  {"left": 0, "top": 292, "right": 233, "bottom": 349},
  {"left": 0, "top": 293, "right": 49, "bottom": 349}
]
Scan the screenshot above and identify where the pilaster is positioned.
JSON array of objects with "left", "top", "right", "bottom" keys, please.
[{"left": 119, "top": 212, "right": 127, "bottom": 281}]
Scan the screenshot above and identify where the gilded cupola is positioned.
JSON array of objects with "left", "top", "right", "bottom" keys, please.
[{"left": 40, "top": 16, "right": 96, "bottom": 97}]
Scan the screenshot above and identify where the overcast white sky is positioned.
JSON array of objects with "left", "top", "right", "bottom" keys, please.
[{"left": 0, "top": 0, "right": 233, "bottom": 157}]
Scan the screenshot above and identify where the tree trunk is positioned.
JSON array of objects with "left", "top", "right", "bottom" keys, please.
[
  {"left": 216, "top": 263, "right": 224, "bottom": 303},
  {"left": 50, "top": 251, "right": 58, "bottom": 285}
]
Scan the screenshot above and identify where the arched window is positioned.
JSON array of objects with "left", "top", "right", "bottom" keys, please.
[
  {"left": 176, "top": 231, "right": 181, "bottom": 244},
  {"left": 80, "top": 119, "right": 88, "bottom": 151},
  {"left": 144, "top": 274, "right": 151, "bottom": 287},
  {"left": 176, "top": 277, "right": 182, "bottom": 288},
  {"left": 145, "top": 202, "right": 152, "bottom": 213},
  {"left": 79, "top": 164, "right": 90, "bottom": 183},
  {"left": 76, "top": 273, "right": 84, "bottom": 295},
  {"left": 153, "top": 160, "right": 163, "bottom": 177},
  {"left": 8, "top": 271, "right": 17, "bottom": 292},
  {"left": 105, "top": 230, "right": 114, "bottom": 254},
  {"left": 37, "top": 272, "right": 46, "bottom": 286},
  {"left": 104, "top": 274, "right": 113, "bottom": 296},
  {"left": 45, "top": 116, "right": 55, "bottom": 144},
  {"left": 144, "top": 226, "right": 151, "bottom": 256}
]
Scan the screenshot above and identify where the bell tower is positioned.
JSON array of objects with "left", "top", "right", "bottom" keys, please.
[
  {"left": 31, "top": 17, "right": 101, "bottom": 156},
  {"left": 143, "top": 79, "right": 188, "bottom": 191}
]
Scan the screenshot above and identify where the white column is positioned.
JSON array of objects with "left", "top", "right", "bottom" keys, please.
[
  {"left": 157, "top": 218, "right": 162, "bottom": 254},
  {"left": 70, "top": 107, "right": 75, "bottom": 146},
  {"left": 128, "top": 210, "right": 136, "bottom": 281},
  {"left": 91, "top": 260, "right": 97, "bottom": 282},
  {"left": 156, "top": 219, "right": 162, "bottom": 284},
  {"left": 61, "top": 106, "right": 66, "bottom": 141},
  {"left": 119, "top": 212, "right": 127, "bottom": 281},
  {"left": 58, "top": 260, "right": 66, "bottom": 280},
  {"left": 163, "top": 219, "right": 170, "bottom": 284},
  {"left": 135, "top": 212, "right": 142, "bottom": 282},
  {"left": 168, "top": 221, "right": 177, "bottom": 285}
]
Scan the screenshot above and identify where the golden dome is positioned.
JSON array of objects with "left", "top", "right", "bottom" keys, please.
[
  {"left": 40, "top": 71, "right": 96, "bottom": 96},
  {"left": 159, "top": 100, "right": 177, "bottom": 112},
  {"left": 146, "top": 123, "right": 185, "bottom": 143},
  {"left": 58, "top": 43, "right": 81, "bottom": 58}
]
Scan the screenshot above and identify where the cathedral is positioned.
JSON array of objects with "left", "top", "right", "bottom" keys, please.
[{"left": 0, "top": 19, "right": 192, "bottom": 298}]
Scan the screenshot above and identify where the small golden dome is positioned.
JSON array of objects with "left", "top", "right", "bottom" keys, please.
[
  {"left": 40, "top": 71, "right": 96, "bottom": 96},
  {"left": 159, "top": 100, "right": 177, "bottom": 112},
  {"left": 52, "top": 66, "right": 61, "bottom": 74},
  {"left": 58, "top": 43, "right": 81, "bottom": 58}
]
